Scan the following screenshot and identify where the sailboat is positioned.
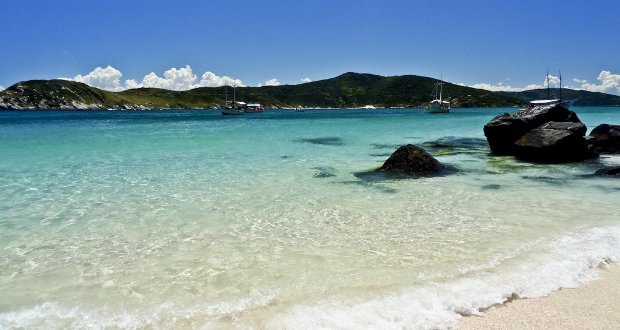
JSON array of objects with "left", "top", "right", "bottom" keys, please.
[
  {"left": 424, "top": 78, "right": 450, "bottom": 113},
  {"left": 220, "top": 85, "right": 246, "bottom": 115},
  {"left": 526, "top": 70, "right": 574, "bottom": 110}
]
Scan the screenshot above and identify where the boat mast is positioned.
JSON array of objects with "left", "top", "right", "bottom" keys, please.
[
  {"left": 439, "top": 75, "right": 443, "bottom": 102},
  {"left": 559, "top": 70, "right": 563, "bottom": 101},
  {"left": 546, "top": 69, "right": 550, "bottom": 99}
]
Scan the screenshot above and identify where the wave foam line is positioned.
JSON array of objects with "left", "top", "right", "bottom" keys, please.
[
  {"left": 268, "top": 225, "right": 620, "bottom": 330},
  {"left": 1, "top": 225, "right": 619, "bottom": 329}
]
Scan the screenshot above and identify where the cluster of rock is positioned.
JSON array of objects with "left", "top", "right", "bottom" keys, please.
[
  {"left": 483, "top": 104, "right": 619, "bottom": 163},
  {"left": 374, "top": 105, "right": 619, "bottom": 178}
]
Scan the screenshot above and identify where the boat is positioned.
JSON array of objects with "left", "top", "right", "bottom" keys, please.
[
  {"left": 424, "top": 78, "right": 450, "bottom": 113},
  {"left": 245, "top": 103, "right": 264, "bottom": 113},
  {"left": 526, "top": 70, "right": 574, "bottom": 111},
  {"left": 220, "top": 85, "right": 246, "bottom": 115}
]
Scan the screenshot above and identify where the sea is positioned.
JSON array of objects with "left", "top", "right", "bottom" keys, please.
[{"left": 0, "top": 107, "right": 619, "bottom": 329}]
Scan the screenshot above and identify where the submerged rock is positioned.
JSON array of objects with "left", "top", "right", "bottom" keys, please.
[
  {"left": 378, "top": 144, "right": 444, "bottom": 175},
  {"left": 483, "top": 104, "right": 581, "bottom": 155},
  {"left": 589, "top": 124, "right": 620, "bottom": 154},
  {"left": 594, "top": 167, "right": 620, "bottom": 176},
  {"left": 312, "top": 166, "right": 336, "bottom": 178},
  {"left": 296, "top": 137, "right": 344, "bottom": 146},
  {"left": 420, "top": 137, "right": 489, "bottom": 156}
]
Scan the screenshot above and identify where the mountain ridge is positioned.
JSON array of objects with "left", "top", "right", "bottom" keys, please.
[{"left": 1, "top": 73, "right": 619, "bottom": 109}]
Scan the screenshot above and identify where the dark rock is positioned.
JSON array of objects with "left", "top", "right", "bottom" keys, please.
[
  {"left": 378, "top": 144, "right": 444, "bottom": 175},
  {"left": 483, "top": 104, "right": 581, "bottom": 155},
  {"left": 589, "top": 124, "right": 620, "bottom": 154},
  {"left": 513, "top": 121, "right": 597, "bottom": 163},
  {"left": 595, "top": 167, "right": 620, "bottom": 176}
]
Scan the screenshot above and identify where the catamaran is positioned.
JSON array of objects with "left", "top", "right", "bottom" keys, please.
[{"left": 425, "top": 78, "right": 450, "bottom": 113}]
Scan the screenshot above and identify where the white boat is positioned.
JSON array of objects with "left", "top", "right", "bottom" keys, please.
[
  {"left": 526, "top": 70, "right": 574, "bottom": 111},
  {"left": 425, "top": 79, "right": 450, "bottom": 113},
  {"left": 245, "top": 103, "right": 264, "bottom": 113}
]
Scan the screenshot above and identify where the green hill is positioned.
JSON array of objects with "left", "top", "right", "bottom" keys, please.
[{"left": 1, "top": 73, "right": 618, "bottom": 109}]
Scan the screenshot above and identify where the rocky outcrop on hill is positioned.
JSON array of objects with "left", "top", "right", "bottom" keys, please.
[
  {"left": 588, "top": 124, "right": 620, "bottom": 154},
  {"left": 378, "top": 144, "right": 444, "bottom": 175},
  {"left": 0, "top": 80, "right": 143, "bottom": 110}
]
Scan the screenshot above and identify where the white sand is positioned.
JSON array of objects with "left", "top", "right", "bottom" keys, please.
[{"left": 459, "top": 265, "right": 620, "bottom": 329}]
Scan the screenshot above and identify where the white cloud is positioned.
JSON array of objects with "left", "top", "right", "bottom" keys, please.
[
  {"left": 468, "top": 72, "right": 620, "bottom": 95},
  {"left": 141, "top": 65, "right": 198, "bottom": 90},
  {"left": 0, "top": 85, "right": 4, "bottom": 91},
  {"left": 468, "top": 74, "right": 562, "bottom": 92},
  {"left": 124, "top": 79, "right": 141, "bottom": 90},
  {"left": 572, "top": 71, "right": 620, "bottom": 94},
  {"left": 257, "top": 78, "right": 281, "bottom": 87},
  {"left": 63, "top": 65, "right": 125, "bottom": 91},
  {"left": 62, "top": 65, "right": 245, "bottom": 91},
  {"left": 468, "top": 82, "right": 525, "bottom": 92},
  {"left": 300, "top": 77, "right": 312, "bottom": 83},
  {"left": 264, "top": 78, "right": 281, "bottom": 86},
  {"left": 198, "top": 71, "right": 244, "bottom": 87}
]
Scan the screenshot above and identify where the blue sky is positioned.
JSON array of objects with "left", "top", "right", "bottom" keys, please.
[{"left": 1, "top": 0, "right": 619, "bottom": 93}]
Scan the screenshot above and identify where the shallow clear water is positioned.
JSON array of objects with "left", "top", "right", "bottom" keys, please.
[{"left": 0, "top": 108, "right": 619, "bottom": 329}]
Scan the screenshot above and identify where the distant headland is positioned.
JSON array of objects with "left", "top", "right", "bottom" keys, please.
[{"left": 2, "top": 72, "right": 620, "bottom": 110}]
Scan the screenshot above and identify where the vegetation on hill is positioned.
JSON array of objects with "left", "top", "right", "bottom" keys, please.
[{"left": 1, "top": 73, "right": 619, "bottom": 109}]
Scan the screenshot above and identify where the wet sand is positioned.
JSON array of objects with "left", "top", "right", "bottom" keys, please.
[{"left": 459, "top": 265, "right": 620, "bottom": 329}]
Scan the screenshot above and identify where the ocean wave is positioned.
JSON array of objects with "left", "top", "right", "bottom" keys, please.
[
  {"left": 1, "top": 225, "right": 619, "bottom": 329},
  {"left": 268, "top": 225, "right": 620, "bottom": 329}
]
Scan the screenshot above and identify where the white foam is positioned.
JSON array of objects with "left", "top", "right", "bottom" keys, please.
[
  {"left": 1, "top": 225, "right": 619, "bottom": 329},
  {"left": 0, "top": 291, "right": 279, "bottom": 329},
  {"left": 267, "top": 225, "right": 620, "bottom": 330}
]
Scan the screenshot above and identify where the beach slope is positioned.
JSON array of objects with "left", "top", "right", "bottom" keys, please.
[{"left": 460, "top": 265, "right": 620, "bottom": 329}]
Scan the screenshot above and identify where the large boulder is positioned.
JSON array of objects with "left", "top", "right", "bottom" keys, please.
[
  {"left": 484, "top": 104, "right": 581, "bottom": 155},
  {"left": 378, "top": 144, "right": 444, "bottom": 175},
  {"left": 513, "top": 121, "right": 596, "bottom": 163},
  {"left": 589, "top": 124, "right": 620, "bottom": 154}
]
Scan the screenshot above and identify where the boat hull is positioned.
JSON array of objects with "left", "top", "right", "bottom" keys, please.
[
  {"left": 221, "top": 109, "right": 245, "bottom": 115},
  {"left": 425, "top": 104, "right": 450, "bottom": 113}
]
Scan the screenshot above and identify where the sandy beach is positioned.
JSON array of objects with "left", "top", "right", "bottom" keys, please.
[{"left": 459, "top": 265, "right": 620, "bottom": 329}]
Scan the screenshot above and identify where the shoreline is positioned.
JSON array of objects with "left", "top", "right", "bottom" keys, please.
[{"left": 459, "top": 264, "right": 620, "bottom": 329}]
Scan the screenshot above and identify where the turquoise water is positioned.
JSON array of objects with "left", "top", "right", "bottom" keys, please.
[{"left": 1, "top": 108, "right": 619, "bottom": 329}]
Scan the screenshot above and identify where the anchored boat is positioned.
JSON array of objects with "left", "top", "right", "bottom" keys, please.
[{"left": 425, "top": 78, "right": 450, "bottom": 113}]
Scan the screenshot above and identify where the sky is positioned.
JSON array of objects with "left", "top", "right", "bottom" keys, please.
[{"left": 1, "top": 0, "right": 619, "bottom": 94}]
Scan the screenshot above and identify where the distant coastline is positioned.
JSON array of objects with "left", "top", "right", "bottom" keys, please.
[{"left": 2, "top": 72, "right": 620, "bottom": 110}]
